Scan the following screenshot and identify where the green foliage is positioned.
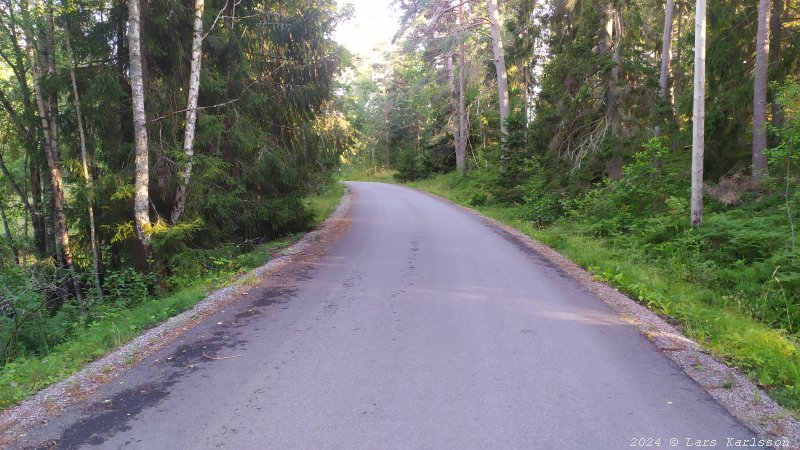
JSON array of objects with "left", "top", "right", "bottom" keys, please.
[
  {"left": 305, "top": 181, "right": 345, "bottom": 225},
  {"left": 393, "top": 150, "right": 433, "bottom": 182},
  {"left": 103, "top": 268, "right": 151, "bottom": 306},
  {"left": 569, "top": 138, "right": 686, "bottom": 236}
]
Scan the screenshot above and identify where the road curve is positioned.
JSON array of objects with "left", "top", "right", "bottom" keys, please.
[{"left": 16, "top": 182, "right": 757, "bottom": 449}]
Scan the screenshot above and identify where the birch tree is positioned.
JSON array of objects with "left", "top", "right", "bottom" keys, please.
[
  {"left": 691, "top": 0, "right": 707, "bottom": 226},
  {"left": 170, "top": 0, "right": 204, "bottom": 225},
  {"left": 24, "top": 1, "right": 82, "bottom": 296},
  {"left": 128, "top": 0, "right": 152, "bottom": 247}
]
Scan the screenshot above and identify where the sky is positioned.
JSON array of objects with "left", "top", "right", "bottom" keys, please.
[{"left": 334, "top": 0, "right": 400, "bottom": 58}]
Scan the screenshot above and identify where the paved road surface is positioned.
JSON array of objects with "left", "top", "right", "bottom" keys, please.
[{"left": 17, "top": 182, "right": 757, "bottom": 449}]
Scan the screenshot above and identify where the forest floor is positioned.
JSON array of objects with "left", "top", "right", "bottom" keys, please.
[{"left": 0, "top": 183, "right": 345, "bottom": 415}]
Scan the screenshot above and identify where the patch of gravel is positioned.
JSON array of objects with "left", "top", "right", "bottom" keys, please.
[
  {"left": 418, "top": 188, "right": 800, "bottom": 449},
  {"left": 0, "top": 185, "right": 352, "bottom": 446}
]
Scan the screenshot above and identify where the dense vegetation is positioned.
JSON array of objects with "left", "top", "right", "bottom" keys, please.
[
  {"left": 0, "top": 0, "right": 352, "bottom": 385},
  {"left": 344, "top": 0, "right": 800, "bottom": 411}
]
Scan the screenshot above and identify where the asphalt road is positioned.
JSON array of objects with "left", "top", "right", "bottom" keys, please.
[{"left": 17, "top": 182, "right": 757, "bottom": 449}]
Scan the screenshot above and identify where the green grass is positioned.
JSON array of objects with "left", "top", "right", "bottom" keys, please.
[
  {"left": 406, "top": 172, "right": 800, "bottom": 415},
  {"left": 0, "top": 183, "right": 345, "bottom": 411},
  {"left": 306, "top": 182, "right": 345, "bottom": 225}
]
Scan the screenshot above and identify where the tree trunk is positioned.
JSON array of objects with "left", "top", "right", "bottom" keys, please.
[
  {"left": 673, "top": 5, "right": 683, "bottom": 112},
  {"left": 1, "top": 2, "right": 46, "bottom": 257},
  {"left": 455, "top": 4, "right": 467, "bottom": 176},
  {"left": 596, "top": 2, "right": 614, "bottom": 55},
  {"left": 25, "top": 2, "right": 82, "bottom": 297},
  {"left": 0, "top": 200, "right": 19, "bottom": 265},
  {"left": 770, "top": 0, "right": 784, "bottom": 131},
  {"left": 415, "top": 111, "right": 420, "bottom": 153},
  {"left": 610, "top": 9, "right": 623, "bottom": 132},
  {"left": 447, "top": 51, "right": 460, "bottom": 163},
  {"left": 128, "top": 0, "right": 152, "bottom": 247},
  {"left": 752, "top": 0, "right": 770, "bottom": 182},
  {"left": 691, "top": 0, "right": 707, "bottom": 227},
  {"left": 659, "top": 0, "right": 675, "bottom": 101},
  {"left": 487, "top": 0, "right": 510, "bottom": 175},
  {"left": 65, "top": 27, "right": 103, "bottom": 296},
  {"left": 383, "top": 94, "right": 390, "bottom": 166},
  {"left": 22, "top": 153, "right": 28, "bottom": 265},
  {"left": 603, "top": 3, "right": 624, "bottom": 180},
  {"left": 0, "top": 147, "right": 43, "bottom": 258},
  {"left": 171, "top": 0, "right": 205, "bottom": 225},
  {"left": 29, "top": 158, "right": 46, "bottom": 255}
]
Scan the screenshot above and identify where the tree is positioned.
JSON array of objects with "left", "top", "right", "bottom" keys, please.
[
  {"left": 752, "top": 0, "right": 771, "bottom": 182},
  {"left": 447, "top": 51, "right": 460, "bottom": 169},
  {"left": 691, "top": 0, "right": 707, "bottom": 226},
  {"left": 770, "top": 0, "right": 784, "bottom": 131},
  {"left": 65, "top": 26, "right": 102, "bottom": 296},
  {"left": 659, "top": 0, "right": 675, "bottom": 101},
  {"left": 0, "top": 0, "right": 47, "bottom": 256},
  {"left": 24, "top": 1, "right": 82, "bottom": 296},
  {"left": 128, "top": 0, "right": 151, "bottom": 248},
  {"left": 0, "top": 195, "right": 18, "bottom": 265},
  {"left": 456, "top": 2, "right": 467, "bottom": 176},
  {"left": 487, "top": 0, "right": 510, "bottom": 175},
  {"left": 170, "top": 0, "right": 205, "bottom": 225}
]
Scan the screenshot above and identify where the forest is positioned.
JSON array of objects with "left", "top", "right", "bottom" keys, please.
[
  {"left": 344, "top": 0, "right": 800, "bottom": 412},
  {"left": 0, "top": 0, "right": 352, "bottom": 406}
]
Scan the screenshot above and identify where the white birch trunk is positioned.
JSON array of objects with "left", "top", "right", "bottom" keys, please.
[
  {"left": 171, "top": 0, "right": 205, "bottom": 225},
  {"left": 691, "top": 0, "right": 707, "bottom": 227},
  {"left": 25, "top": 2, "right": 82, "bottom": 296},
  {"left": 128, "top": 0, "right": 152, "bottom": 246}
]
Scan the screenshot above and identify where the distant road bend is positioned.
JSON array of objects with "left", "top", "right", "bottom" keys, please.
[{"left": 16, "top": 181, "right": 758, "bottom": 449}]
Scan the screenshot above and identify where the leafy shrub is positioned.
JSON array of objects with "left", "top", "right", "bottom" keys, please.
[
  {"left": 103, "top": 268, "right": 151, "bottom": 306},
  {"left": 394, "top": 149, "right": 433, "bottom": 182},
  {"left": 567, "top": 138, "right": 686, "bottom": 235}
]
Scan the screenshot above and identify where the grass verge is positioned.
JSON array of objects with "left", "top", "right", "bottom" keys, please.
[
  {"left": 0, "top": 183, "right": 345, "bottom": 411},
  {"left": 406, "top": 172, "right": 800, "bottom": 415}
]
